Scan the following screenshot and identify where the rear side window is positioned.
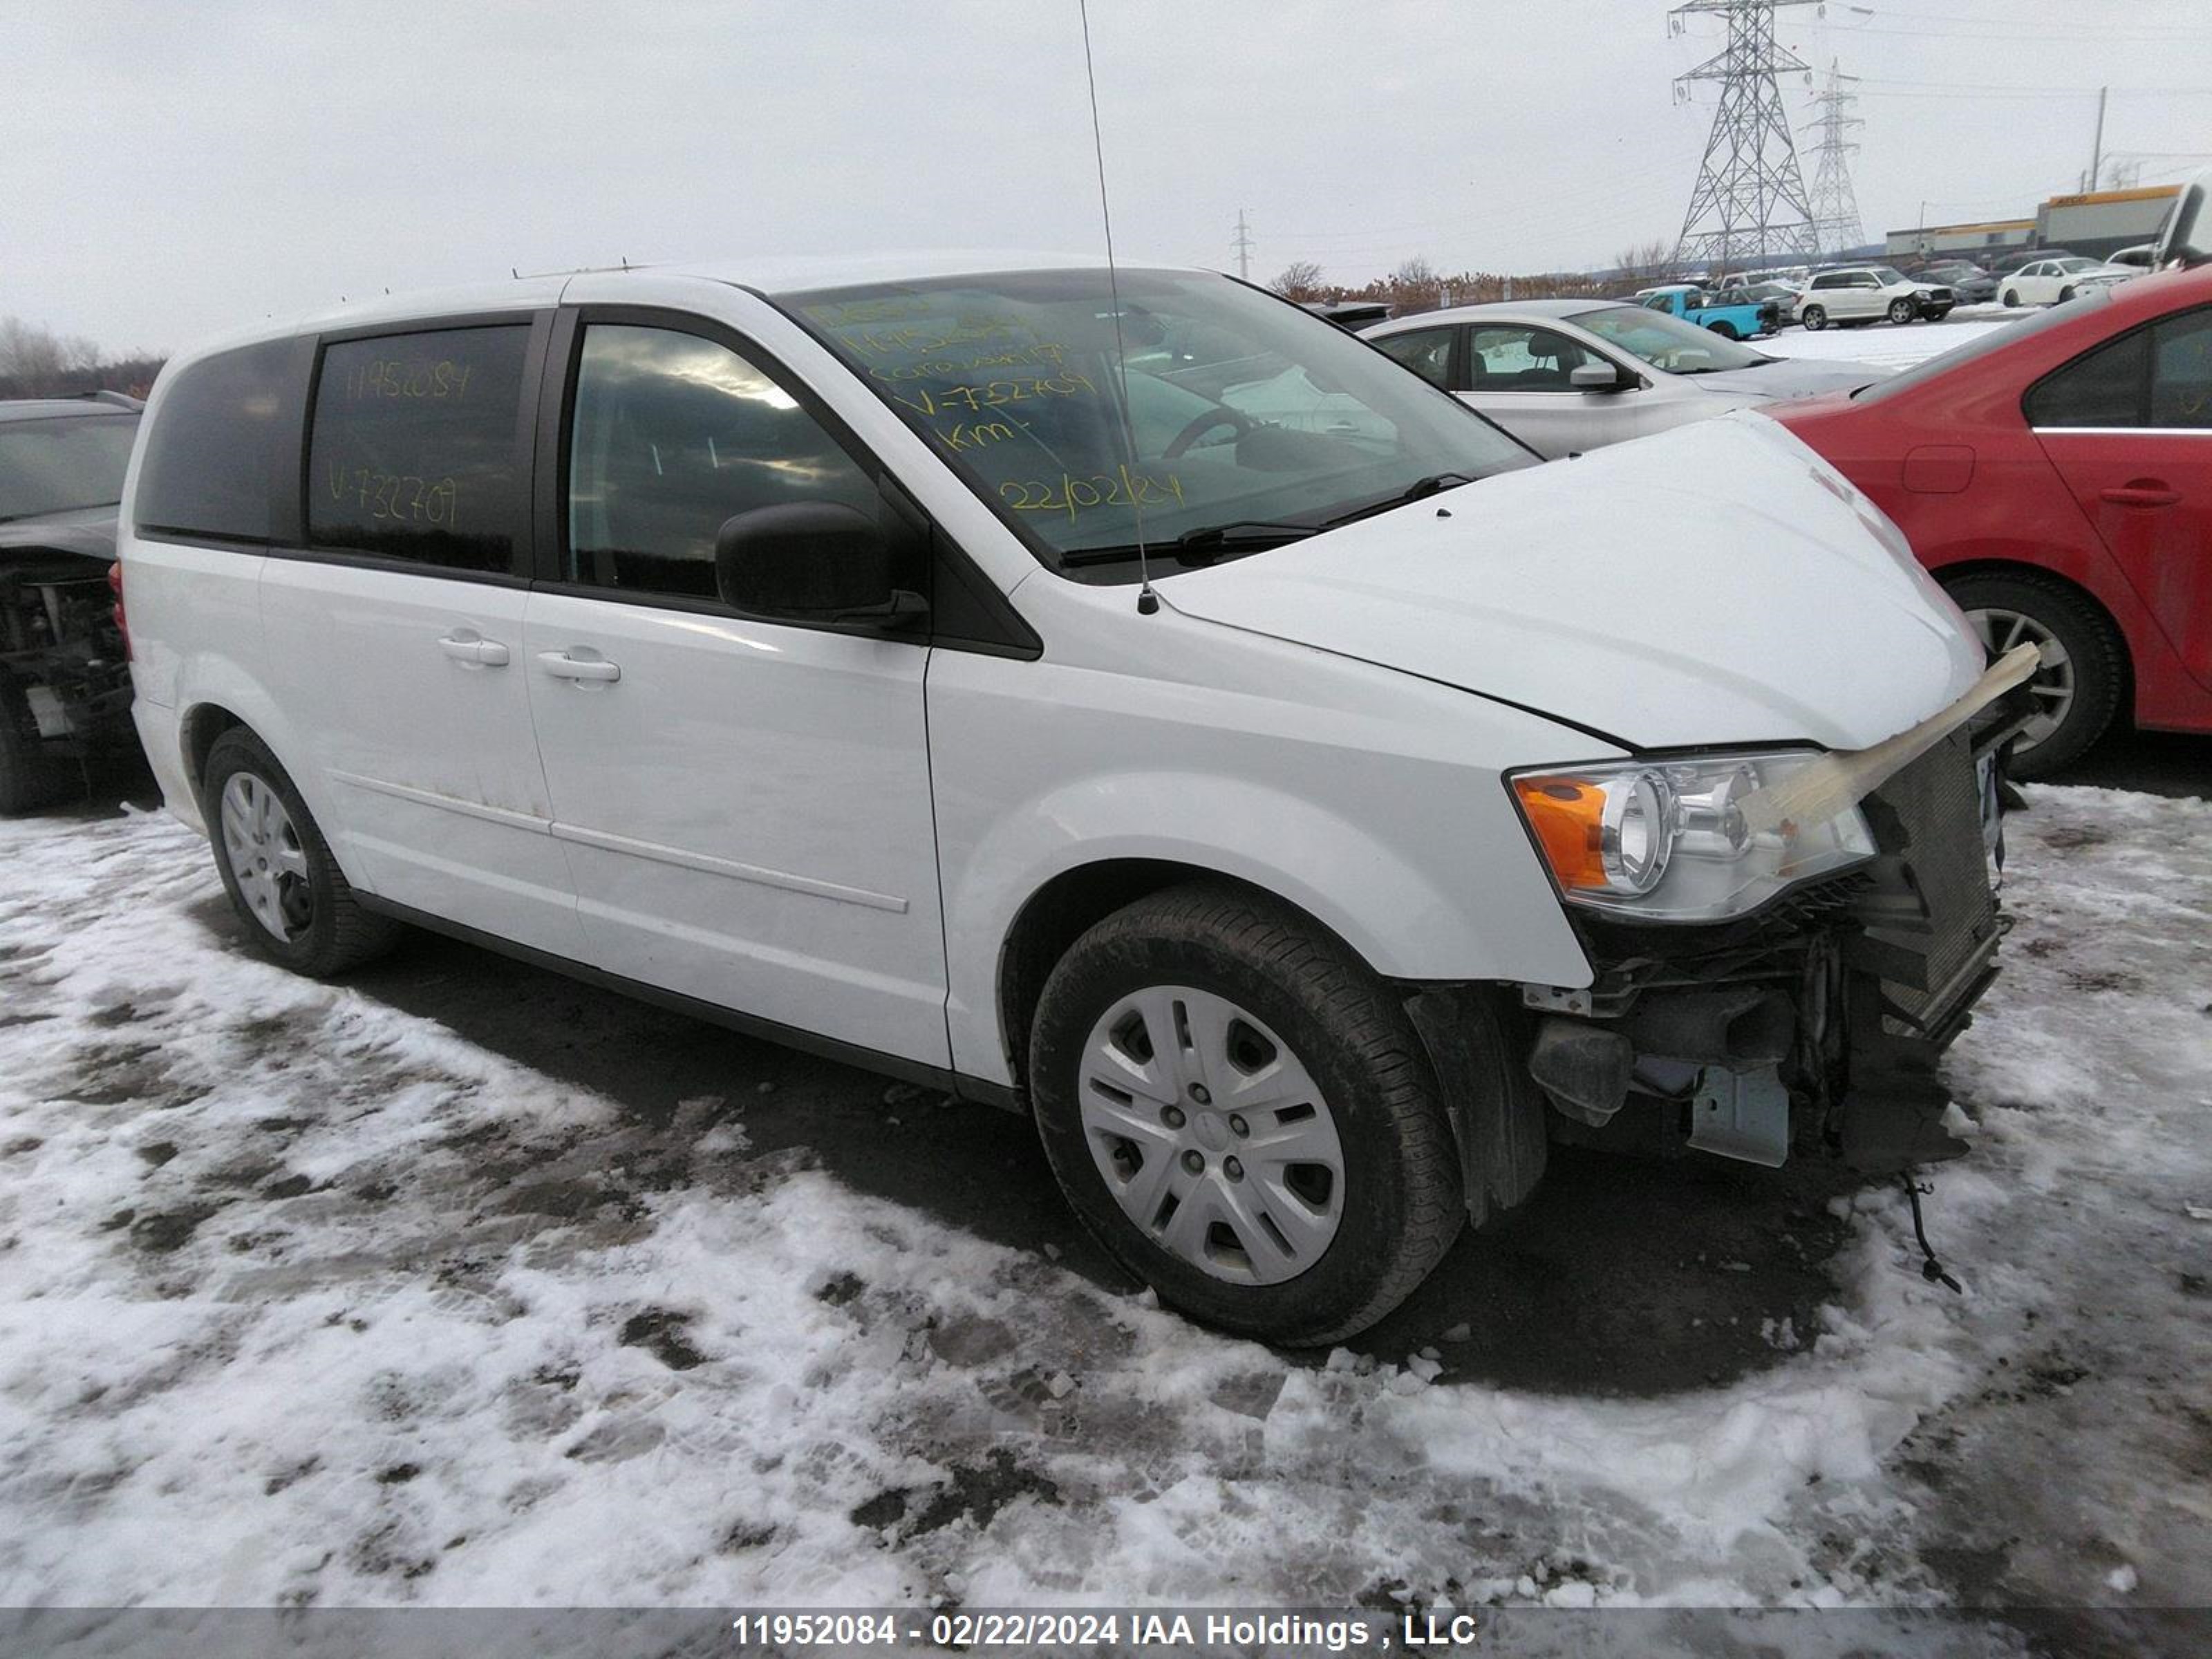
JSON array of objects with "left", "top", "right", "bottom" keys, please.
[
  {"left": 1371, "top": 328, "right": 1454, "bottom": 389},
  {"left": 135, "top": 339, "right": 292, "bottom": 542},
  {"left": 2025, "top": 330, "right": 2149, "bottom": 427},
  {"left": 2023, "top": 306, "right": 2212, "bottom": 430},
  {"left": 307, "top": 325, "right": 531, "bottom": 573}
]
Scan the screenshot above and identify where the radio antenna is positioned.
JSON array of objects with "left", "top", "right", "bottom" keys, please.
[{"left": 1077, "top": 0, "right": 1159, "bottom": 615}]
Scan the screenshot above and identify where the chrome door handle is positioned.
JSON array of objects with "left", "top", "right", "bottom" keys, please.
[
  {"left": 438, "top": 632, "right": 510, "bottom": 667},
  {"left": 536, "top": 650, "right": 621, "bottom": 683}
]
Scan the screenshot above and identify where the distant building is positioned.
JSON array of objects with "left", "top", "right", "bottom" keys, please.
[
  {"left": 2035, "top": 185, "right": 2183, "bottom": 260},
  {"left": 1885, "top": 218, "right": 2034, "bottom": 260}
]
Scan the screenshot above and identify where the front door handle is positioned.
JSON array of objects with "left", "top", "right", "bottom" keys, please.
[
  {"left": 2099, "top": 482, "right": 2181, "bottom": 509},
  {"left": 536, "top": 650, "right": 621, "bottom": 684},
  {"left": 438, "top": 632, "right": 510, "bottom": 667}
]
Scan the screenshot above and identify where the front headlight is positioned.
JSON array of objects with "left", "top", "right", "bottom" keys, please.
[{"left": 1508, "top": 751, "right": 1877, "bottom": 922}]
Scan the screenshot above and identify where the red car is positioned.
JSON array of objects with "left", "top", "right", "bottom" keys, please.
[{"left": 1770, "top": 263, "right": 2212, "bottom": 776}]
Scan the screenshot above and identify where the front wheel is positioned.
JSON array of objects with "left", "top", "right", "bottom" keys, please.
[
  {"left": 2058, "top": 285, "right": 2076, "bottom": 304},
  {"left": 1801, "top": 304, "right": 1827, "bottom": 330},
  {"left": 201, "top": 728, "right": 399, "bottom": 976},
  {"left": 1029, "top": 883, "right": 1465, "bottom": 1346},
  {"left": 2002, "top": 288, "right": 2021, "bottom": 308},
  {"left": 1888, "top": 297, "right": 1917, "bottom": 324},
  {"left": 1944, "top": 572, "right": 2125, "bottom": 779}
]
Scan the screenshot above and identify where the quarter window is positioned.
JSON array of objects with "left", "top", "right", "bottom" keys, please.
[
  {"left": 307, "top": 326, "right": 532, "bottom": 573},
  {"left": 134, "top": 339, "right": 293, "bottom": 542},
  {"left": 565, "top": 324, "right": 878, "bottom": 600},
  {"left": 1371, "top": 328, "right": 1454, "bottom": 389}
]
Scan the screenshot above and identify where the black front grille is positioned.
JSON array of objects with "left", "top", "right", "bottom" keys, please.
[{"left": 1861, "top": 729, "right": 1999, "bottom": 1035}]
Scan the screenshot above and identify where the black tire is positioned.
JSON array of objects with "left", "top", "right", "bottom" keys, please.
[
  {"left": 1888, "top": 297, "right": 1916, "bottom": 325},
  {"left": 0, "top": 676, "right": 68, "bottom": 816},
  {"left": 1801, "top": 304, "right": 1827, "bottom": 330},
  {"left": 1707, "top": 320, "right": 1739, "bottom": 340},
  {"left": 1029, "top": 882, "right": 1464, "bottom": 1346},
  {"left": 2059, "top": 285, "right": 2076, "bottom": 304},
  {"left": 1942, "top": 571, "right": 2126, "bottom": 780},
  {"left": 200, "top": 727, "right": 399, "bottom": 976},
  {"left": 2002, "top": 288, "right": 2021, "bottom": 308}
]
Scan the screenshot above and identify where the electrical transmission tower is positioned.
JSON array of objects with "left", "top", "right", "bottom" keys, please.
[
  {"left": 1803, "top": 59, "right": 1866, "bottom": 257},
  {"left": 1669, "top": 0, "right": 1821, "bottom": 274},
  {"left": 1230, "top": 209, "right": 1255, "bottom": 281}
]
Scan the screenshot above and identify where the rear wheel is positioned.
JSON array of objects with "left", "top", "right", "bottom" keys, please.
[
  {"left": 1707, "top": 320, "right": 1739, "bottom": 340},
  {"left": 201, "top": 728, "right": 399, "bottom": 976},
  {"left": 1801, "top": 304, "right": 1827, "bottom": 330},
  {"left": 1888, "top": 297, "right": 1916, "bottom": 324},
  {"left": 1029, "top": 883, "right": 1464, "bottom": 1346},
  {"left": 1944, "top": 572, "right": 2124, "bottom": 779}
]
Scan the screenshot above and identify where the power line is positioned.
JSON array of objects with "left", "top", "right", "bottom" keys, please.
[
  {"left": 1803, "top": 57, "right": 1866, "bottom": 256},
  {"left": 1669, "top": 0, "right": 1823, "bottom": 272}
]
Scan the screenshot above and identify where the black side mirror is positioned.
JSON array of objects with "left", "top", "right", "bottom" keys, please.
[{"left": 714, "top": 502, "right": 926, "bottom": 627}]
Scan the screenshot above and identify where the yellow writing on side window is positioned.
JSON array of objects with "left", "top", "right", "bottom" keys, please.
[
  {"left": 325, "top": 463, "right": 460, "bottom": 528},
  {"left": 341, "top": 358, "right": 477, "bottom": 402}
]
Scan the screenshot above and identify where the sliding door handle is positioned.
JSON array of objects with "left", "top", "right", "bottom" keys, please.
[{"left": 438, "top": 632, "right": 509, "bottom": 667}]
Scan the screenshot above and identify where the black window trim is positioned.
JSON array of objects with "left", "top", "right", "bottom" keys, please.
[
  {"left": 2022, "top": 301, "right": 2212, "bottom": 433},
  {"left": 1371, "top": 323, "right": 1459, "bottom": 393},
  {"left": 278, "top": 309, "right": 552, "bottom": 589},
  {"left": 534, "top": 301, "right": 1040, "bottom": 657}
]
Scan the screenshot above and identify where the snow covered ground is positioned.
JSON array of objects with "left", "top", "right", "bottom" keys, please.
[
  {"left": 0, "top": 776, "right": 2206, "bottom": 1638},
  {"left": 1758, "top": 303, "right": 2020, "bottom": 371}
]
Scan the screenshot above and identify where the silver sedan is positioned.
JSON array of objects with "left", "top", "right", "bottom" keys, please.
[{"left": 1362, "top": 299, "right": 1888, "bottom": 459}]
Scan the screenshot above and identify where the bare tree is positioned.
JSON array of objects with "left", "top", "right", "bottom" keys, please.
[
  {"left": 1611, "top": 237, "right": 1675, "bottom": 285},
  {"left": 0, "top": 317, "right": 163, "bottom": 400},
  {"left": 1387, "top": 256, "right": 1443, "bottom": 315},
  {"left": 1270, "top": 260, "right": 1327, "bottom": 301}
]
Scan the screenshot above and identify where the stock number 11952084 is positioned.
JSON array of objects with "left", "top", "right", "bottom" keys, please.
[{"left": 998, "top": 467, "right": 1185, "bottom": 523}]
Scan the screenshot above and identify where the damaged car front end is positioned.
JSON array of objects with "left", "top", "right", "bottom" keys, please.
[{"left": 1505, "top": 686, "right": 2033, "bottom": 1185}]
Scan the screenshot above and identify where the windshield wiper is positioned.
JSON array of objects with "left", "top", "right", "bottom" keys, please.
[
  {"left": 1322, "top": 472, "right": 1475, "bottom": 528},
  {"left": 1060, "top": 519, "right": 1317, "bottom": 569}
]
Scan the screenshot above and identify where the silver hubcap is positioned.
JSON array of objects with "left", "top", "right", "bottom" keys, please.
[
  {"left": 1077, "top": 986, "right": 1344, "bottom": 1286},
  {"left": 219, "top": 772, "right": 313, "bottom": 941},
  {"left": 1966, "top": 606, "right": 2074, "bottom": 753}
]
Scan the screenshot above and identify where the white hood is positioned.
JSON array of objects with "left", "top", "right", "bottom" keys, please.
[{"left": 1161, "top": 413, "right": 1984, "bottom": 751}]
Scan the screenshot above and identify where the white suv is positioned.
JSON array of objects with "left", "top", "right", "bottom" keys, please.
[
  {"left": 1796, "top": 265, "right": 1953, "bottom": 330},
  {"left": 116, "top": 257, "right": 2018, "bottom": 1343}
]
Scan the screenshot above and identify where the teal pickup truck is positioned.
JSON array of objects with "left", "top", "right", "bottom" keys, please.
[{"left": 1632, "top": 283, "right": 1781, "bottom": 340}]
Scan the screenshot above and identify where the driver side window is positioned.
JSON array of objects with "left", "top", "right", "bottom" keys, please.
[
  {"left": 565, "top": 324, "right": 879, "bottom": 599},
  {"left": 1466, "top": 326, "right": 1593, "bottom": 392}
]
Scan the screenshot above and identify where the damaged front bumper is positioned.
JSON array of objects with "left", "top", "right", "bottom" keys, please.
[{"left": 1510, "top": 695, "right": 2030, "bottom": 1179}]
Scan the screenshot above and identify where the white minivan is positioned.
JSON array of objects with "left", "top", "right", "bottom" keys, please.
[{"left": 118, "top": 257, "right": 2024, "bottom": 1344}]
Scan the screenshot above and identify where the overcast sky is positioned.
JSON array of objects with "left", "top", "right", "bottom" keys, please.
[{"left": 6, "top": 0, "right": 2209, "bottom": 353}]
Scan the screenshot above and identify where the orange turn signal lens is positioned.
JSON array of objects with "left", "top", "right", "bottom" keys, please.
[{"left": 1512, "top": 776, "right": 1610, "bottom": 891}]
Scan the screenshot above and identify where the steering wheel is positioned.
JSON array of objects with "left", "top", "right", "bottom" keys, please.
[{"left": 1163, "top": 406, "right": 1255, "bottom": 461}]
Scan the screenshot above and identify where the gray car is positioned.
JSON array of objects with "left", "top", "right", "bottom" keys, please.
[{"left": 1362, "top": 299, "right": 1887, "bottom": 459}]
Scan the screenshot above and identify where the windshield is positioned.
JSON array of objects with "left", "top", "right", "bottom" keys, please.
[
  {"left": 779, "top": 268, "right": 1534, "bottom": 572},
  {"left": 1852, "top": 291, "right": 2110, "bottom": 404},
  {"left": 2054, "top": 257, "right": 2103, "bottom": 273},
  {"left": 0, "top": 413, "right": 138, "bottom": 523},
  {"left": 1564, "top": 304, "right": 1770, "bottom": 373},
  {"left": 1871, "top": 267, "right": 1911, "bottom": 285}
]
